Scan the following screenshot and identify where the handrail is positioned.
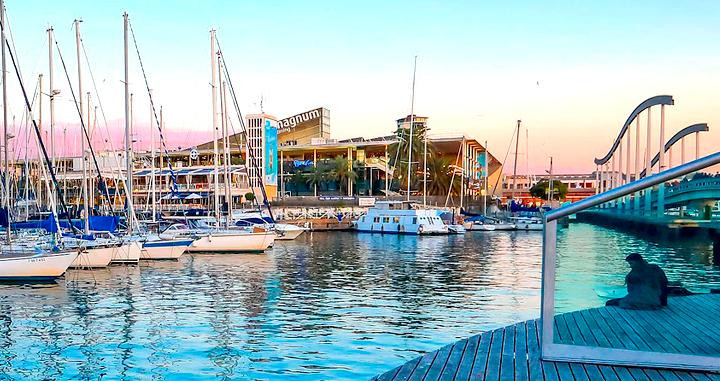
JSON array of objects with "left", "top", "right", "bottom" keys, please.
[
  {"left": 594, "top": 95, "right": 674, "bottom": 165},
  {"left": 545, "top": 151, "right": 720, "bottom": 221}
]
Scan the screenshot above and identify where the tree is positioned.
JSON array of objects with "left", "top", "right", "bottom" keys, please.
[
  {"left": 329, "top": 155, "right": 358, "bottom": 194},
  {"left": 529, "top": 180, "right": 568, "bottom": 200},
  {"left": 308, "top": 165, "right": 329, "bottom": 192},
  {"left": 244, "top": 192, "right": 256, "bottom": 203},
  {"left": 289, "top": 170, "right": 307, "bottom": 195},
  {"left": 388, "top": 121, "right": 429, "bottom": 191},
  {"left": 426, "top": 156, "right": 460, "bottom": 196}
]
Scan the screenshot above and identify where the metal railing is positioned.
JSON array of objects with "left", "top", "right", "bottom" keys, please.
[{"left": 545, "top": 151, "right": 720, "bottom": 222}]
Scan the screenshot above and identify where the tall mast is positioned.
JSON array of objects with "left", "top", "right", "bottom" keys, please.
[
  {"left": 422, "top": 120, "right": 427, "bottom": 207},
  {"left": 1, "top": 0, "right": 9, "bottom": 242},
  {"left": 210, "top": 29, "right": 220, "bottom": 228},
  {"left": 484, "top": 141, "right": 489, "bottom": 215},
  {"left": 123, "top": 13, "right": 133, "bottom": 234},
  {"left": 221, "top": 78, "right": 231, "bottom": 228},
  {"left": 511, "top": 120, "right": 521, "bottom": 203},
  {"left": 48, "top": 26, "right": 56, "bottom": 209},
  {"left": 74, "top": 19, "right": 89, "bottom": 234},
  {"left": 38, "top": 75, "right": 43, "bottom": 207},
  {"left": 405, "top": 55, "right": 417, "bottom": 202},
  {"left": 150, "top": 90, "right": 156, "bottom": 222}
]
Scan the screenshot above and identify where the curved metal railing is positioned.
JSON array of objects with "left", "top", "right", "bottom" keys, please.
[{"left": 594, "top": 95, "right": 674, "bottom": 165}]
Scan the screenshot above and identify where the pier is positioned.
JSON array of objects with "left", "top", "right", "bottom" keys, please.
[{"left": 373, "top": 294, "right": 720, "bottom": 381}]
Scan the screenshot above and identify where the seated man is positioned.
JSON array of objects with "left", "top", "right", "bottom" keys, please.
[{"left": 606, "top": 253, "right": 669, "bottom": 310}]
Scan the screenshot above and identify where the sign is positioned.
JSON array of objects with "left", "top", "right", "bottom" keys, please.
[
  {"left": 264, "top": 120, "right": 278, "bottom": 185},
  {"left": 277, "top": 108, "right": 322, "bottom": 134},
  {"left": 358, "top": 197, "right": 376, "bottom": 207},
  {"left": 189, "top": 148, "right": 199, "bottom": 160},
  {"left": 318, "top": 196, "right": 354, "bottom": 201}
]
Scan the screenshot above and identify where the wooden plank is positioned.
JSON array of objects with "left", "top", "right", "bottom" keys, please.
[
  {"left": 629, "top": 308, "right": 698, "bottom": 354},
  {"left": 625, "top": 367, "right": 651, "bottom": 381},
  {"left": 598, "top": 365, "right": 621, "bottom": 381},
  {"left": 421, "top": 342, "right": 455, "bottom": 381},
  {"left": 453, "top": 333, "right": 482, "bottom": 381},
  {"left": 553, "top": 315, "right": 573, "bottom": 345},
  {"left": 437, "top": 338, "right": 468, "bottom": 381},
  {"left": 499, "top": 325, "right": 516, "bottom": 381},
  {"left": 526, "top": 320, "right": 545, "bottom": 381},
  {"left": 554, "top": 362, "right": 574, "bottom": 381},
  {"left": 666, "top": 297, "right": 720, "bottom": 350},
  {"left": 592, "top": 306, "right": 642, "bottom": 351},
  {"left": 604, "top": 306, "right": 673, "bottom": 353},
  {"left": 514, "top": 322, "right": 529, "bottom": 381},
  {"left": 568, "top": 363, "right": 590, "bottom": 381},
  {"left": 650, "top": 303, "right": 718, "bottom": 355},
  {"left": 576, "top": 309, "right": 612, "bottom": 348},
  {"left": 388, "top": 356, "right": 421, "bottom": 381},
  {"left": 581, "top": 364, "right": 605, "bottom": 381},
  {"left": 407, "top": 348, "right": 439, "bottom": 380},
  {"left": 467, "top": 329, "right": 494, "bottom": 380},
  {"left": 611, "top": 366, "right": 635, "bottom": 381},
  {"left": 483, "top": 329, "right": 505, "bottom": 381}
]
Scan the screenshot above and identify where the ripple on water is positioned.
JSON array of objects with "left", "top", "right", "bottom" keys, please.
[{"left": 0, "top": 224, "right": 718, "bottom": 380}]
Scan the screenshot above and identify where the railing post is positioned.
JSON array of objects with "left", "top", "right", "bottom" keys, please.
[
  {"left": 644, "top": 107, "right": 652, "bottom": 215},
  {"left": 657, "top": 104, "right": 666, "bottom": 217},
  {"left": 634, "top": 117, "right": 641, "bottom": 212}
]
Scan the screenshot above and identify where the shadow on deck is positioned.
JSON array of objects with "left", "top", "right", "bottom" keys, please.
[{"left": 373, "top": 294, "right": 720, "bottom": 381}]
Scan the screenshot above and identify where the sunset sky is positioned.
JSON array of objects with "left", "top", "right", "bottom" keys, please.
[{"left": 4, "top": 0, "right": 720, "bottom": 174}]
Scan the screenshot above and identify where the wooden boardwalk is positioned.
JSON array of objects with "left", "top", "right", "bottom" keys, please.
[{"left": 373, "top": 294, "right": 720, "bottom": 381}]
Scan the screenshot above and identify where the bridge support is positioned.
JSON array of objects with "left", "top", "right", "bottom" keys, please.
[
  {"left": 713, "top": 235, "right": 720, "bottom": 266},
  {"left": 657, "top": 184, "right": 665, "bottom": 218}
]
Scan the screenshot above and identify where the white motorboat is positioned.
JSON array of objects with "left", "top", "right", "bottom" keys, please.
[
  {"left": 0, "top": 249, "right": 78, "bottom": 281},
  {"left": 464, "top": 221, "right": 496, "bottom": 231},
  {"left": 274, "top": 224, "right": 306, "bottom": 240},
  {"left": 354, "top": 201, "right": 449, "bottom": 235},
  {"left": 448, "top": 224, "right": 467, "bottom": 234},
  {"left": 511, "top": 217, "right": 544, "bottom": 231}
]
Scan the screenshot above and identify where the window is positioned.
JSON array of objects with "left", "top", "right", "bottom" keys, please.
[
  {"left": 413, "top": 217, "right": 417, "bottom": 224},
  {"left": 393, "top": 217, "right": 400, "bottom": 223},
  {"left": 382, "top": 217, "right": 389, "bottom": 223},
  {"left": 374, "top": 217, "right": 380, "bottom": 223}
]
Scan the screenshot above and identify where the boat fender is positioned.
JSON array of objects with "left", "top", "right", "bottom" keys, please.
[
  {"left": 418, "top": 225, "right": 424, "bottom": 234},
  {"left": 398, "top": 224, "right": 403, "bottom": 232}
]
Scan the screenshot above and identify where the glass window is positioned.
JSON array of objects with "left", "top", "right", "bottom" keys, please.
[
  {"left": 413, "top": 217, "right": 417, "bottom": 224},
  {"left": 393, "top": 217, "right": 400, "bottom": 223}
]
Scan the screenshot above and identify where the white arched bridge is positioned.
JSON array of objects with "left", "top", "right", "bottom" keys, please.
[{"left": 591, "top": 95, "right": 716, "bottom": 217}]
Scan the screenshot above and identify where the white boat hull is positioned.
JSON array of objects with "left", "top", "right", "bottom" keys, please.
[
  {"left": 141, "top": 239, "right": 193, "bottom": 260},
  {"left": 274, "top": 226, "right": 305, "bottom": 240},
  {"left": 492, "top": 223, "right": 517, "bottom": 231},
  {"left": 187, "top": 232, "right": 275, "bottom": 253},
  {"left": 111, "top": 242, "right": 141, "bottom": 263},
  {"left": 0, "top": 251, "right": 78, "bottom": 280},
  {"left": 70, "top": 246, "right": 114, "bottom": 268},
  {"left": 515, "top": 223, "right": 543, "bottom": 231}
]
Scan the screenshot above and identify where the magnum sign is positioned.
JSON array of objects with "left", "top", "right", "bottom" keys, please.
[{"left": 278, "top": 108, "right": 321, "bottom": 133}]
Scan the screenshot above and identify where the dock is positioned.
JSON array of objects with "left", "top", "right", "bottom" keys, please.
[{"left": 373, "top": 294, "right": 720, "bottom": 380}]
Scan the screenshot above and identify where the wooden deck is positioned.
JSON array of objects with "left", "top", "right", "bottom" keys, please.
[{"left": 374, "top": 294, "right": 720, "bottom": 381}]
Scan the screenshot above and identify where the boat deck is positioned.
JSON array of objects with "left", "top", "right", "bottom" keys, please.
[{"left": 373, "top": 294, "right": 720, "bottom": 381}]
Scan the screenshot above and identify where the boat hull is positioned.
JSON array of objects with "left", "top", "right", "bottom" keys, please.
[
  {"left": 187, "top": 232, "right": 275, "bottom": 253},
  {"left": 141, "top": 239, "right": 193, "bottom": 260},
  {"left": 274, "top": 227, "right": 305, "bottom": 240},
  {"left": 0, "top": 251, "right": 78, "bottom": 280},
  {"left": 70, "top": 246, "right": 114, "bottom": 268},
  {"left": 111, "top": 242, "right": 141, "bottom": 263}
]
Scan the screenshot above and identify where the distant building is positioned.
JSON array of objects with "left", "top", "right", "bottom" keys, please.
[{"left": 501, "top": 172, "right": 614, "bottom": 203}]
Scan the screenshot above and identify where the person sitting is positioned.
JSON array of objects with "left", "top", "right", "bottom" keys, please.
[{"left": 606, "top": 253, "right": 669, "bottom": 310}]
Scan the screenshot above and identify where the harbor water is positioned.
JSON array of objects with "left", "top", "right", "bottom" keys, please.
[{"left": 1, "top": 223, "right": 719, "bottom": 380}]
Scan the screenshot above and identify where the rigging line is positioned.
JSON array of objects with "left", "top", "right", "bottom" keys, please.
[
  {"left": 490, "top": 122, "right": 519, "bottom": 197},
  {"left": 79, "top": 36, "right": 134, "bottom": 219},
  {"left": 52, "top": 36, "right": 115, "bottom": 216},
  {"left": 1, "top": 36, "right": 78, "bottom": 234},
  {"left": 215, "top": 38, "right": 272, "bottom": 219},
  {"left": 127, "top": 19, "right": 179, "bottom": 195}
]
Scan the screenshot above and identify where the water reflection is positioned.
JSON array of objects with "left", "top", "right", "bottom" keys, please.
[{"left": 0, "top": 224, "right": 713, "bottom": 379}]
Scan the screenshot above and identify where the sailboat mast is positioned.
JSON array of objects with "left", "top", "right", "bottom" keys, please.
[
  {"left": 405, "top": 55, "right": 417, "bottom": 202},
  {"left": 511, "top": 119, "right": 521, "bottom": 203},
  {"left": 123, "top": 13, "right": 133, "bottom": 234},
  {"left": 48, "top": 27, "right": 56, "bottom": 209},
  {"left": 221, "top": 79, "right": 232, "bottom": 228},
  {"left": 75, "top": 19, "right": 89, "bottom": 234},
  {"left": 38, "top": 75, "right": 43, "bottom": 207},
  {"left": 423, "top": 121, "right": 427, "bottom": 207},
  {"left": 1, "top": 0, "right": 9, "bottom": 242},
  {"left": 484, "top": 141, "right": 488, "bottom": 215},
  {"left": 150, "top": 90, "right": 156, "bottom": 223},
  {"left": 210, "top": 29, "right": 220, "bottom": 228}
]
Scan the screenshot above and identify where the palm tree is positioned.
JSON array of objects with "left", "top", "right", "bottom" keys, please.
[
  {"left": 289, "top": 170, "right": 306, "bottom": 195},
  {"left": 308, "top": 165, "right": 329, "bottom": 193},
  {"left": 330, "top": 155, "right": 358, "bottom": 194},
  {"left": 426, "top": 156, "right": 460, "bottom": 196},
  {"left": 388, "top": 122, "right": 429, "bottom": 191}
]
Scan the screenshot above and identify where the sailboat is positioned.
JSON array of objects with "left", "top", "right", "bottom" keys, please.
[{"left": 0, "top": 2, "right": 78, "bottom": 280}]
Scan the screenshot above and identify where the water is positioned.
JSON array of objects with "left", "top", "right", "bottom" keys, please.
[{"left": 0, "top": 223, "right": 718, "bottom": 380}]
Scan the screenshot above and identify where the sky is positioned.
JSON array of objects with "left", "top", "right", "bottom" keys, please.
[{"left": 3, "top": 0, "right": 720, "bottom": 174}]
